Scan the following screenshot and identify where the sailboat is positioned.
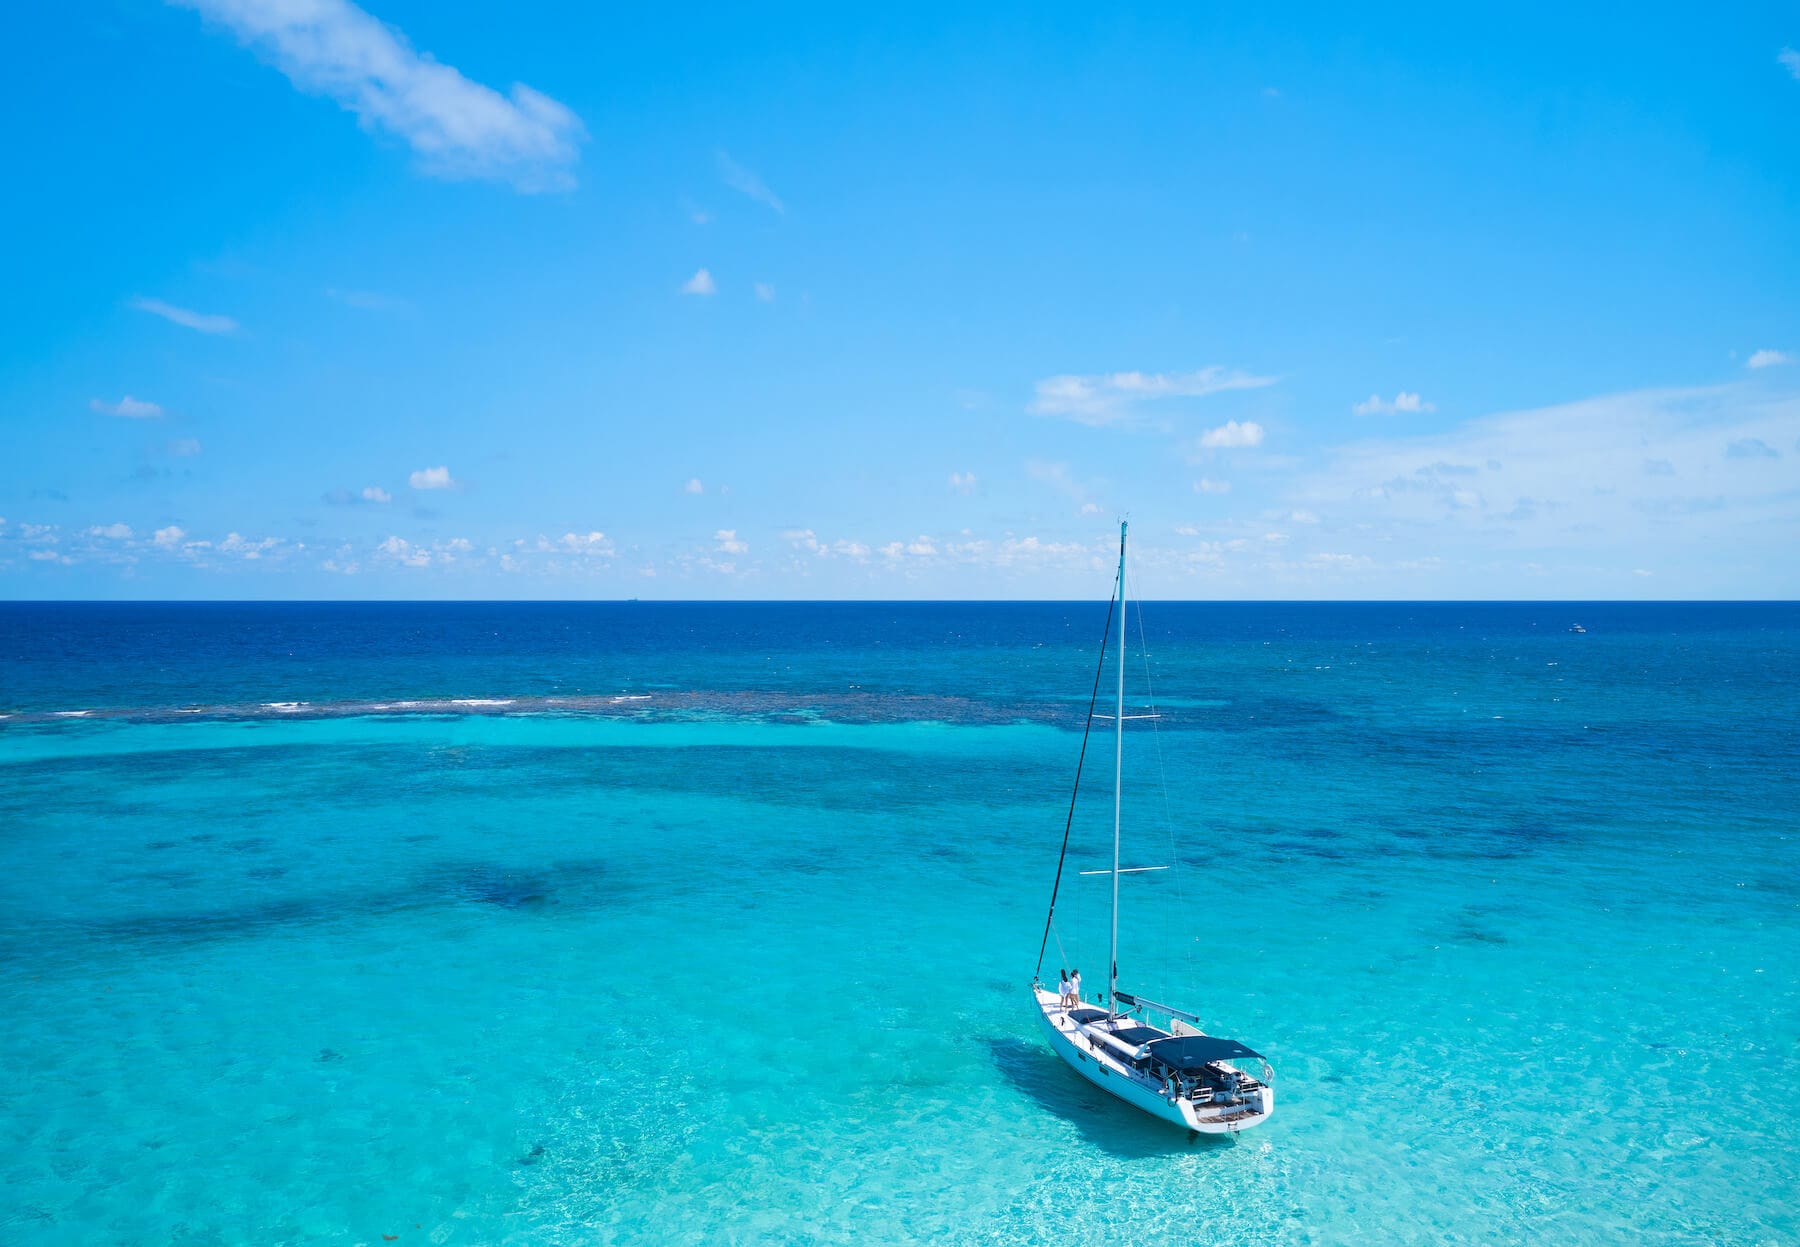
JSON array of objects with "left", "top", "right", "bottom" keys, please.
[{"left": 1030, "top": 520, "right": 1275, "bottom": 1136}]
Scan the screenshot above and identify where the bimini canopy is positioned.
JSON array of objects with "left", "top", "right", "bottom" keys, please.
[{"left": 1144, "top": 1035, "right": 1264, "bottom": 1071}]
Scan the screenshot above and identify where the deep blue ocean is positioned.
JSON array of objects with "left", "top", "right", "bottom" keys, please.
[{"left": 1, "top": 601, "right": 1796, "bottom": 1244}]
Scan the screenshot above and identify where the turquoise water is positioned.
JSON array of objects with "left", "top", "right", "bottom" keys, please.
[{"left": 1, "top": 603, "right": 1796, "bottom": 1244}]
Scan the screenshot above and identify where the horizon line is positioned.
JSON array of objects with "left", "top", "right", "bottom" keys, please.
[{"left": 2, "top": 597, "right": 1796, "bottom": 607}]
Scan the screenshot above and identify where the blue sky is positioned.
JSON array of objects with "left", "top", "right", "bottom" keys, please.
[{"left": 3, "top": 2, "right": 1797, "bottom": 599}]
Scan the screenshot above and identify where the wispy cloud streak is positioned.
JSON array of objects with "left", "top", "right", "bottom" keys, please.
[
  {"left": 1031, "top": 367, "right": 1274, "bottom": 426},
  {"left": 175, "top": 0, "right": 586, "bottom": 191},
  {"left": 717, "top": 150, "right": 784, "bottom": 214},
  {"left": 129, "top": 296, "right": 238, "bottom": 334}
]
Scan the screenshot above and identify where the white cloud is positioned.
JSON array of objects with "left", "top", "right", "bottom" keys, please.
[
  {"left": 1781, "top": 48, "right": 1800, "bottom": 80},
  {"left": 1353, "top": 391, "right": 1436, "bottom": 416},
  {"left": 169, "top": 437, "right": 203, "bottom": 456},
  {"left": 717, "top": 150, "right": 784, "bottom": 214},
  {"left": 218, "top": 531, "right": 281, "bottom": 560},
  {"left": 681, "top": 268, "right": 717, "bottom": 296},
  {"left": 1196, "top": 420, "right": 1265, "bottom": 449},
  {"left": 1292, "top": 386, "right": 1800, "bottom": 583},
  {"left": 176, "top": 0, "right": 585, "bottom": 191},
  {"left": 559, "top": 531, "right": 614, "bottom": 555},
  {"left": 834, "top": 539, "right": 870, "bottom": 559},
  {"left": 948, "top": 471, "right": 977, "bottom": 495},
  {"left": 1194, "top": 478, "right": 1231, "bottom": 493},
  {"left": 684, "top": 477, "right": 705, "bottom": 494},
  {"left": 783, "top": 528, "right": 824, "bottom": 555},
  {"left": 86, "top": 523, "right": 133, "bottom": 539},
  {"left": 990, "top": 535, "right": 1093, "bottom": 567},
  {"left": 409, "top": 465, "right": 455, "bottom": 489},
  {"left": 754, "top": 282, "right": 775, "bottom": 303},
  {"left": 377, "top": 534, "right": 430, "bottom": 567},
  {"left": 1080, "top": 502, "right": 1101, "bottom": 515},
  {"left": 325, "top": 484, "right": 396, "bottom": 505},
  {"left": 153, "top": 526, "right": 186, "bottom": 547},
  {"left": 1747, "top": 349, "right": 1793, "bottom": 369},
  {"left": 90, "top": 395, "right": 165, "bottom": 419},
  {"left": 1289, "top": 509, "right": 1320, "bottom": 524},
  {"left": 1030, "top": 366, "right": 1275, "bottom": 426},
  {"left": 127, "top": 296, "right": 239, "bottom": 334},
  {"left": 715, "top": 528, "right": 748, "bottom": 554}
]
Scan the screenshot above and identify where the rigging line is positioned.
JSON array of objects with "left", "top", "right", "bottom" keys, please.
[
  {"left": 1034, "top": 572, "right": 1119, "bottom": 981},
  {"left": 1049, "top": 923, "right": 1071, "bottom": 981},
  {"left": 1130, "top": 573, "right": 1198, "bottom": 978}
]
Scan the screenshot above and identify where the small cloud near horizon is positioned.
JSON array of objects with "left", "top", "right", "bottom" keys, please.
[
  {"left": 682, "top": 268, "right": 717, "bottom": 296},
  {"left": 1196, "top": 420, "right": 1265, "bottom": 450},
  {"left": 1746, "top": 349, "right": 1793, "bottom": 369},
  {"left": 409, "top": 465, "right": 456, "bottom": 489},
  {"left": 1353, "top": 391, "right": 1436, "bottom": 416},
  {"left": 325, "top": 485, "right": 395, "bottom": 506}
]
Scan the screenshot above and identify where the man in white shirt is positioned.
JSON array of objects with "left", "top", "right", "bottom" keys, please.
[{"left": 1069, "top": 969, "right": 1082, "bottom": 1004}]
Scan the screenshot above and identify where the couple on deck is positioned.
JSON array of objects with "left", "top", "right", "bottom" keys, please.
[{"left": 1056, "top": 968, "right": 1082, "bottom": 1008}]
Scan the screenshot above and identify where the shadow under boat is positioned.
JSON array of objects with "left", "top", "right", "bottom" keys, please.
[{"left": 982, "top": 1036, "right": 1239, "bottom": 1159}]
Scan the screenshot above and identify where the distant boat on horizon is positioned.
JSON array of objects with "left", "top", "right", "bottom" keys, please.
[
  {"left": 1570, "top": 623, "right": 1587, "bottom": 633},
  {"left": 1029, "top": 520, "right": 1275, "bottom": 1137}
]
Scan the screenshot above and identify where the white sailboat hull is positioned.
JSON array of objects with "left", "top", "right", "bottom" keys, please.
[{"left": 1031, "top": 989, "right": 1272, "bottom": 1135}]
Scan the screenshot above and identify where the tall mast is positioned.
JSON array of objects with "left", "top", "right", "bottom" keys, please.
[{"left": 1109, "top": 520, "right": 1126, "bottom": 1015}]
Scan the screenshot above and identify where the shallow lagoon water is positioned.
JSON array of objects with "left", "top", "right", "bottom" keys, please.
[{"left": 0, "top": 603, "right": 1796, "bottom": 1244}]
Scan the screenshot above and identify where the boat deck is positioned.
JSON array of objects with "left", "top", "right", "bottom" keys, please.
[{"left": 1033, "top": 987, "right": 1273, "bottom": 1131}]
